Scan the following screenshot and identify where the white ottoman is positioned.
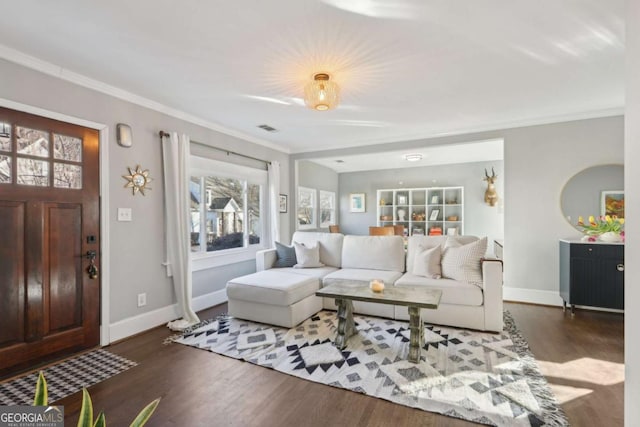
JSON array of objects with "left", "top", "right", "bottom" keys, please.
[{"left": 226, "top": 270, "right": 322, "bottom": 328}]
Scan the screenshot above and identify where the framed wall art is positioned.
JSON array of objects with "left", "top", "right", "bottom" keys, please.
[
  {"left": 279, "top": 194, "right": 288, "bottom": 213},
  {"left": 349, "top": 193, "right": 366, "bottom": 213},
  {"left": 601, "top": 190, "right": 624, "bottom": 218}
]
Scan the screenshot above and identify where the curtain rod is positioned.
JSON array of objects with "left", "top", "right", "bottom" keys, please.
[{"left": 159, "top": 130, "right": 271, "bottom": 165}]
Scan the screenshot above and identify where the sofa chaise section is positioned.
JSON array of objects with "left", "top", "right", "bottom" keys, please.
[
  {"left": 227, "top": 270, "right": 322, "bottom": 328},
  {"left": 227, "top": 232, "right": 344, "bottom": 327}
]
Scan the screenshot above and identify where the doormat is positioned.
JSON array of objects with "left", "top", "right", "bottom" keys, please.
[
  {"left": 0, "top": 349, "right": 137, "bottom": 405},
  {"left": 173, "top": 311, "right": 568, "bottom": 426}
]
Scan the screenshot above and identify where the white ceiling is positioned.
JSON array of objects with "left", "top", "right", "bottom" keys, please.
[
  {"left": 0, "top": 1, "right": 625, "bottom": 154},
  {"left": 305, "top": 138, "right": 503, "bottom": 173}
]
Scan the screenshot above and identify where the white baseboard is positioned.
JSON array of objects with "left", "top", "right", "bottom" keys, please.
[
  {"left": 503, "top": 287, "right": 624, "bottom": 313},
  {"left": 192, "top": 289, "right": 228, "bottom": 312},
  {"left": 503, "top": 287, "right": 564, "bottom": 306},
  {"left": 108, "top": 289, "right": 228, "bottom": 343}
]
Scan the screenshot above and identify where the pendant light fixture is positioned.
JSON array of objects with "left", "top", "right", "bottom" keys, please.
[{"left": 304, "top": 73, "right": 340, "bottom": 111}]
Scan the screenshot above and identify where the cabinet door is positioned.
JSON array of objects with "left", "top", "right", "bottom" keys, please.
[{"left": 570, "top": 257, "right": 624, "bottom": 309}]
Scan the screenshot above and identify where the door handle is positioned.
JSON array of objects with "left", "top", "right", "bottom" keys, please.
[
  {"left": 86, "top": 250, "right": 98, "bottom": 279},
  {"left": 617, "top": 264, "right": 624, "bottom": 272}
]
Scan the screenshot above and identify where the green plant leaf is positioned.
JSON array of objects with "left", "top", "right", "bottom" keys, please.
[
  {"left": 128, "top": 398, "right": 160, "bottom": 427},
  {"left": 33, "top": 371, "right": 48, "bottom": 406},
  {"left": 77, "top": 389, "right": 94, "bottom": 427},
  {"left": 93, "top": 411, "right": 106, "bottom": 427}
]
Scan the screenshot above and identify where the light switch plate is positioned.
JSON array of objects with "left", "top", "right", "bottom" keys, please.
[{"left": 117, "top": 208, "right": 132, "bottom": 222}]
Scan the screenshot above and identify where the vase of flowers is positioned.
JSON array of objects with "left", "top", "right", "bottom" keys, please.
[
  {"left": 599, "top": 231, "right": 623, "bottom": 242},
  {"left": 577, "top": 215, "right": 625, "bottom": 243}
]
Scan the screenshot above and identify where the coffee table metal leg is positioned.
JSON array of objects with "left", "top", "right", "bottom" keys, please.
[
  {"left": 335, "top": 298, "right": 356, "bottom": 350},
  {"left": 408, "top": 306, "right": 424, "bottom": 363}
]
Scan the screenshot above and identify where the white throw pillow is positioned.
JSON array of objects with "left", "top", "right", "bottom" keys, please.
[
  {"left": 413, "top": 245, "right": 442, "bottom": 278},
  {"left": 441, "top": 237, "right": 487, "bottom": 286},
  {"left": 293, "top": 241, "right": 325, "bottom": 268}
]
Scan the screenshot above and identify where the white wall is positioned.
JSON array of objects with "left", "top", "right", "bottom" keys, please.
[
  {"left": 0, "top": 59, "right": 291, "bottom": 338},
  {"left": 293, "top": 115, "right": 624, "bottom": 305},
  {"left": 503, "top": 118, "right": 623, "bottom": 304},
  {"left": 625, "top": 0, "right": 639, "bottom": 423}
]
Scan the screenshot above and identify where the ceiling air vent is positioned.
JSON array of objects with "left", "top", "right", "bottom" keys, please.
[{"left": 257, "top": 124, "right": 278, "bottom": 132}]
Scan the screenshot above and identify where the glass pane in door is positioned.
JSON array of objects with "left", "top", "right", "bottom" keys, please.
[
  {"left": 17, "top": 126, "right": 49, "bottom": 158},
  {"left": 53, "top": 134, "right": 82, "bottom": 162},
  {"left": 17, "top": 158, "right": 49, "bottom": 186},
  {"left": 54, "top": 163, "right": 82, "bottom": 189},
  {"left": 0, "top": 155, "right": 11, "bottom": 183},
  {"left": 0, "top": 122, "right": 11, "bottom": 152}
]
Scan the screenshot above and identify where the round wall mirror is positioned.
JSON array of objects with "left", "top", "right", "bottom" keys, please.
[{"left": 560, "top": 164, "right": 624, "bottom": 229}]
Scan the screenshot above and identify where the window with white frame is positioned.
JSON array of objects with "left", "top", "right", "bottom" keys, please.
[
  {"left": 189, "top": 156, "right": 266, "bottom": 256},
  {"left": 319, "top": 190, "right": 336, "bottom": 228},
  {"left": 297, "top": 186, "right": 316, "bottom": 230}
]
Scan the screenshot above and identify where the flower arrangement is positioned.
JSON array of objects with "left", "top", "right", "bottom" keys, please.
[
  {"left": 578, "top": 215, "right": 624, "bottom": 233},
  {"left": 577, "top": 215, "right": 625, "bottom": 242}
]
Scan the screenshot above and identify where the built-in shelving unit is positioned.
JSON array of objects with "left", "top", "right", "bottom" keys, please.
[{"left": 376, "top": 187, "right": 464, "bottom": 236}]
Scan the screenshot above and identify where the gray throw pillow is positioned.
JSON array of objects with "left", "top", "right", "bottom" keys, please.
[{"left": 273, "top": 241, "right": 297, "bottom": 268}]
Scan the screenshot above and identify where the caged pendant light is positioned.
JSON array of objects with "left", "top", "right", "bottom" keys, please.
[{"left": 304, "top": 73, "right": 340, "bottom": 111}]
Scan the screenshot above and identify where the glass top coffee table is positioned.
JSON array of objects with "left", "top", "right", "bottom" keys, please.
[{"left": 316, "top": 281, "right": 442, "bottom": 363}]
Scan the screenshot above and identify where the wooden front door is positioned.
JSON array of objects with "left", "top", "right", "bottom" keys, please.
[{"left": 0, "top": 107, "right": 100, "bottom": 376}]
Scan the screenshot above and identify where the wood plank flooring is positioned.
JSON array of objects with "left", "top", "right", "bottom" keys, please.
[{"left": 51, "top": 303, "right": 623, "bottom": 426}]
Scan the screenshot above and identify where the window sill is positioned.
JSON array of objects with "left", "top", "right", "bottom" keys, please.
[{"left": 191, "top": 245, "right": 263, "bottom": 271}]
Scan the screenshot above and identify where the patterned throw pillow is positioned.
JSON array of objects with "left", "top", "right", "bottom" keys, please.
[
  {"left": 441, "top": 237, "right": 488, "bottom": 286},
  {"left": 412, "top": 245, "right": 442, "bottom": 278},
  {"left": 293, "top": 241, "right": 325, "bottom": 268},
  {"left": 273, "top": 241, "right": 297, "bottom": 268}
]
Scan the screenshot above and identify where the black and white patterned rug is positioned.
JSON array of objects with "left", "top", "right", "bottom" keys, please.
[
  {"left": 174, "top": 311, "right": 569, "bottom": 426},
  {"left": 0, "top": 349, "right": 137, "bottom": 405}
]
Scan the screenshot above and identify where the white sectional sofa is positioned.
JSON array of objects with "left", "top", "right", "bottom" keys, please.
[{"left": 226, "top": 231, "right": 503, "bottom": 331}]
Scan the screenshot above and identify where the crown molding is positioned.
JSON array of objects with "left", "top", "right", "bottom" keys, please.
[{"left": 0, "top": 43, "right": 290, "bottom": 154}]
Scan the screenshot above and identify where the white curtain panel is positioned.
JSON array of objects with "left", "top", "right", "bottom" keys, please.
[
  {"left": 162, "top": 132, "right": 200, "bottom": 330},
  {"left": 268, "top": 160, "right": 280, "bottom": 247}
]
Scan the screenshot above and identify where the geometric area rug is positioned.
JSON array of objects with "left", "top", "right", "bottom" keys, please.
[
  {"left": 0, "top": 349, "right": 137, "bottom": 406},
  {"left": 173, "top": 311, "right": 569, "bottom": 426}
]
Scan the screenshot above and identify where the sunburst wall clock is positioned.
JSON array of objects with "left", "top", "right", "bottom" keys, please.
[{"left": 123, "top": 165, "right": 152, "bottom": 195}]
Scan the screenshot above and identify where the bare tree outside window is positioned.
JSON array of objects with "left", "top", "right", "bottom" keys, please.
[
  {"left": 319, "top": 190, "right": 336, "bottom": 228},
  {"left": 298, "top": 187, "right": 316, "bottom": 229},
  {"left": 190, "top": 174, "right": 262, "bottom": 252}
]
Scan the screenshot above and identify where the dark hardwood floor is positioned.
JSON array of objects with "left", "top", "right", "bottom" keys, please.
[{"left": 49, "top": 303, "right": 623, "bottom": 426}]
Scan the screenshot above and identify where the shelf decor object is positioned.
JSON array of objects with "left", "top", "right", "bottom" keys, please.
[{"left": 376, "top": 186, "right": 464, "bottom": 236}]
